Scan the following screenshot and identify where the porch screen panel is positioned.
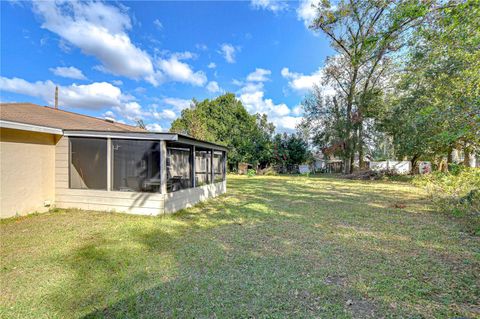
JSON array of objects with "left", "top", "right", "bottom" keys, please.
[
  {"left": 195, "top": 150, "right": 211, "bottom": 186},
  {"left": 213, "top": 151, "right": 225, "bottom": 182},
  {"left": 69, "top": 137, "right": 107, "bottom": 190},
  {"left": 112, "top": 139, "right": 160, "bottom": 193},
  {"left": 166, "top": 146, "right": 191, "bottom": 193}
]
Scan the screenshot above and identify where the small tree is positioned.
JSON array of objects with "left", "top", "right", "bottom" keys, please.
[
  {"left": 272, "top": 133, "right": 310, "bottom": 172},
  {"left": 170, "top": 93, "right": 276, "bottom": 169}
]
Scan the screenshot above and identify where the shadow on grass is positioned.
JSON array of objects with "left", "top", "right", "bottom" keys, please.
[{"left": 36, "top": 175, "right": 479, "bottom": 318}]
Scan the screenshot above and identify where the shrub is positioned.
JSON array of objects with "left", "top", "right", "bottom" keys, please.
[
  {"left": 413, "top": 167, "right": 480, "bottom": 235},
  {"left": 262, "top": 167, "right": 278, "bottom": 176},
  {"left": 247, "top": 169, "right": 256, "bottom": 177}
]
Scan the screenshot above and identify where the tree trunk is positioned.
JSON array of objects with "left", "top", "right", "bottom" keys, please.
[
  {"left": 358, "top": 123, "right": 364, "bottom": 169},
  {"left": 411, "top": 154, "right": 419, "bottom": 174},
  {"left": 446, "top": 146, "right": 454, "bottom": 172},
  {"left": 343, "top": 67, "right": 358, "bottom": 175},
  {"left": 343, "top": 159, "right": 350, "bottom": 175},
  {"left": 438, "top": 159, "right": 448, "bottom": 173},
  {"left": 350, "top": 153, "right": 355, "bottom": 174},
  {"left": 464, "top": 147, "right": 471, "bottom": 167},
  {"left": 447, "top": 147, "right": 453, "bottom": 164}
]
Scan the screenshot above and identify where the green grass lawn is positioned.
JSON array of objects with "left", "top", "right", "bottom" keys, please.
[{"left": 1, "top": 175, "right": 478, "bottom": 318}]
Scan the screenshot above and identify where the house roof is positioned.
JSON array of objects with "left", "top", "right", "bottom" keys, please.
[
  {"left": 0, "top": 103, "right": 228, "bottom": 151},
  {"left": 0, "top": 103, "right": 146, "bottom": 132}
]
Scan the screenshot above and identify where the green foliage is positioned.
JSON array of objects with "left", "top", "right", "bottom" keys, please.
[
  {"left": 170, "top": 93, "right": 275, "bottom": 168},
  {"left": 413, "top": 167, "right": 480, "bottom": 234},
  {"left": 272, "top": 133, "right": 310, "bottom": 169},
  {"left": 262, "top": 166, "right": 278, "bottom": 176},
  {"left": 246, "top": 168, "right": 256, "bottom": 177},
  {"left": 448, "top": 163, "right": 463, "bottom": 175},
  {"left": 300, "top": 90, "right": 349, "bottom": 159},
  {"left": 307, "top": 1, "right": 478, "bottom": 169},
  {"left": 380, "top": 0, "right": 480, "bottom": 162},
  {"left": 306, "top": 0, "right": 435, "bottom": 172}
]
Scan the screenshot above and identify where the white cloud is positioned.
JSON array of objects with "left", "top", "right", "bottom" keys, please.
[
  {"left": 292, "top": 104, "right": 303, "bottom": 116},
  {"left": 104, "top": 110, "right": 115, "bottom": 118},
  {"left": 159, "top": 109, "right": 177, "bottom": 120},
  {"left": 112, "top": 80, "right": 123, "bottom": 86},
  {"left": 196, "top": 43, "right": 208, "bottom": 51},
  {"left": 112, "top": 101, "right": 144, "bottom": 121},
  {"left": 172, "top": 51, "right": 196, "bottom": 60},
  {"left": 219, "top": 43, "right": 236, "bottom": 63},
  {"left": 134, "top": 87, "right": 147, "bottom": 94},
  {"left": 239, "top": 89, "right": 290, "bottom": 117},
  {"left": 0, "top": 76, "right": 127, "bottom": 110},
  {"left": 58, "top": 39, "right": 72, "bottom": 53},
  {"left": 50, "top": 66, "right": 86, "bottom": 80},
  {"left": 240, "top": 81, "right": 265, "bottom": 94},
  {"left": 154, "top": 56, "right": 207, "bottom": 86},
  {"left": 162, "top": 97, "right": 192, "bottom": 111},
  {"left": 240, "top": 88, "right": 300, "bottom": 132},
  {"left": 297, "top": 0, "right": 317, "bottom": 28},
  {"left": 146, "top": 123, "right": 163, "bottom": 132},
  {"left": 0, "top": 76, "right": 189, "bottom": 127},
  {"left": 236, "top": 70, "right": 301, "bottom": 132},
  {"left": 206, "top": 81, "right": 222, "bottom": 93},
  {"left": 232, "top": 79, "right": 244, "bottom": 86},
  {"left": 207, "top": 62, "right": 216, "bottom": 69},
  {"left": 34, "top": 1, "right": 208, "bottom": 89},
  {"left": 273, "top": 116, "right": 303, "bottom": 131},
  {"left": 281, "top": 67, "right": 334, "bottom": 95},
  {"left": 33, "top": 1, "right": 154, "bottom": 80},
  {"left": 251, "top": 0, "right": 288, "bottom": 12},
  {"left": 150, "top": 104, "right": 177, "bottom": 121},
  {"left": 246, "top": 68, "right": 271, "bottom": 82},
  {"left": 153, "top": 19, "right": 163, "bottom": 30}
]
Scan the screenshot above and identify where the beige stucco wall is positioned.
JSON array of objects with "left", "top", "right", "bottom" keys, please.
[{"left": 0, "top": 128, "right": 58, "bottom": 218}]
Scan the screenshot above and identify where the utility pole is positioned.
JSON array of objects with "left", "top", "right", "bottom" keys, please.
[{"left": 54, "top": 86, "right": 58, "bottom": 109}]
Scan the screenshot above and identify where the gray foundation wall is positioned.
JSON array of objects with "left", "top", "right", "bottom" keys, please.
[{"left": 164, "top": 180, "right": 226, "bottom": 214}]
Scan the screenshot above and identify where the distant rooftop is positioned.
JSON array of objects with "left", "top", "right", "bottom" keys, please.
[{"left": 0, "top": 103, "right": 146, "bottom": 132}]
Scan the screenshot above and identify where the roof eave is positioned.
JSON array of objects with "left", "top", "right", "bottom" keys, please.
[
  {"left": 0, "top": 120, "right": 63, "bottom": 135},
  {"left": 63, "top": 130, "right": 229, "bottom": 152},
  {"left": 63, "top": 130, "right": 178, "bottom": 141}
]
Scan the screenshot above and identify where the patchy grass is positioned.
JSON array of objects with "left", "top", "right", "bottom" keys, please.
[{"left": 1, "top": 175, "right": 478, "bottom": 318}]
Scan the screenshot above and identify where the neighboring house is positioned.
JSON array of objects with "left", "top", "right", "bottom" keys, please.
[{"left": 0, "top": 103, "right": 227, "bottom": 218}]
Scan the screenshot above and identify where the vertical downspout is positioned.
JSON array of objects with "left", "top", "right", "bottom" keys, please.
[
  {"left": 223, "top": 151, "right": 226, "bottom": 181},
  {"left": 191, "top": 145, "right": 196, "bottom": 188},
  {"left": 210, "top": 149, "right": 214, "bottom": 184},
  {"left": 160, "top": 140, "right": 167, "bottom": 194},
  {"left": 107, "top": 138, "right": 112, "bottom": 191}
]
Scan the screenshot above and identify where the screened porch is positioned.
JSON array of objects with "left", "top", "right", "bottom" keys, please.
[{"left": 65, "top": 131, "right": 227, "bottom": 196}]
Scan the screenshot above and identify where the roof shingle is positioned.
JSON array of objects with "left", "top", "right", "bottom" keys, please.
[{"left": 0, "top": 103, "right": 146, "bottom": 132}]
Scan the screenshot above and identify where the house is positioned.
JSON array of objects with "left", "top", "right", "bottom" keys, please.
[{"left": 0, "top": 103, "right": 227, "bottom": 218}]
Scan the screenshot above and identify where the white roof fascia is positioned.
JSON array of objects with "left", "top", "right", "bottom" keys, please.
[
  {"left": 0, "top": 120, "right": 63, "bottom": 135},
  {"left": 63, "top": 130, "right": 178, "bottom": 141}
]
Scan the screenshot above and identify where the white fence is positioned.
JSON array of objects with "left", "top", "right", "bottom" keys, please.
[
  {"left": 299, "top": 164, "right": 310, "bottom": 174},
  {"left": 370, "top": 161, "right": 412, "bottom": 174}
]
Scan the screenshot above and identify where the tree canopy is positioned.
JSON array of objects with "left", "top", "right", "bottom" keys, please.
[
  {"left": 301, "top": 0, "right": 479, "bottom": 170},
  {"left": 170, "top": 93, "right": 308, "bottom": 170}
]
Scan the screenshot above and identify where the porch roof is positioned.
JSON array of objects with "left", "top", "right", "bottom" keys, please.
[{"left": 63, "top": 130, "right": 229, "bottom": 152}]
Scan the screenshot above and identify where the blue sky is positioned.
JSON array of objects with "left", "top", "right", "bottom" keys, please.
[{"left": 1, "top": 0, "right": 334, "bottom": 132}]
